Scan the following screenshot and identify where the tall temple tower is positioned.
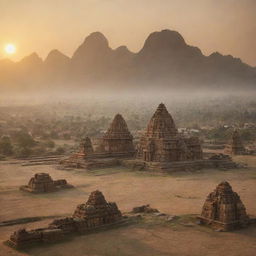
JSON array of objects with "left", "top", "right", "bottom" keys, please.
[
  {"left": 101, "top": 114, "right": 135, "bottom": 156},
  {"left": 137, "top": 103, "right": 202, "bottom": 162}
]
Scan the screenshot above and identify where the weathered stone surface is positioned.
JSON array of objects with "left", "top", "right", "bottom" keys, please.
[
  {"left": 122, "top": 157, "right": 238, "bottom": 172},
  {"left": 61, "top": 114, "right": 135, "bottom": 168},
  {"left": 198, "top": 181, "right": 249, "bottom": 231},
  {"left": 10, "top": 228, "right": 41, "bottom": 245},
  {"left": 73, "top": 190, "right": 122, "bottom": 226},
  {"left": 184, "top": 137, "right": 203, "bottom": 160},
  {"left": 100, "top": 114, "right": 135, "bottom": 156},
  {"left": 7, "top": 191, "right": 123, "bottom": 248},
  {"left": 20, "top": 173, "right": 73, "bottom": 193},
  {"left": 225, "top": 130, "right": 246, "bottom": 155},
  {"left": 137, "top": 103, "right": 202, "bottom": 162},
  {"left": 144, "top": 103, "right": 178, "bottom": 139},
  {"left": 8, "top": 227, "right": 65, "bottom": 248},
  {"left": 132, "top": 204, "right": 159, "bottom": 213}
]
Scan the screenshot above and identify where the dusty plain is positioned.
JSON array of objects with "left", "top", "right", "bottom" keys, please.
[{"left": 0, "top": 155, "right": 256, "bottom": 256}]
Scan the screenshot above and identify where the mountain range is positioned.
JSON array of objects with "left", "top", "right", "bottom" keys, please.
[{"left": 1, "top": 29, "right": 255, "bottom": 92}]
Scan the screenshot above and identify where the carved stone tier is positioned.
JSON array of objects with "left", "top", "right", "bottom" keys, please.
[
  {"left": 198, "top": 181, "right": 249, "bottom": 231},
  {"left": 137, "top": 103, "right": 203, "bottom": 162},
  {"left": 20, "top": 173, "right": 73, "bottom": 193},
  {"left": 7, "top": 191, "right": 123, "bottom": 249},
  {"left": 73, "top": 190, "right": 122, "bottom": 225},
  {"left": 62, "top": 114, "right": 135, "bottom": 168},
  {"left": 101, "top": 114, "right": 135, "bottom": 156}
]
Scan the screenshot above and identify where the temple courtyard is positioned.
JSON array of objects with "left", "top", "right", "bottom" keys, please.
[{"left": 0, "top": 155, "right": 256, "bottom": 256}]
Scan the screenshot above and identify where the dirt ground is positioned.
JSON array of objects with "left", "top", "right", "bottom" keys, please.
[{"left": 0, "top": 155, "right": 256, "bottom": 256}]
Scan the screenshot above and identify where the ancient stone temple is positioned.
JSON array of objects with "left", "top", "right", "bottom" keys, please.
[
  {"left": 99, "top": 114, "right": 135, "bottom": 157},
  {"left": 225, "top": 130, "right": 245, "bottom": 155},
  {"left": 20, "top": 173, "right": 73, "bottom": 193},
  {"left": 137, "top": 103, "right": 203, "bottom": 162},
  {"left": 198, "top": 181, "right": 249, "bottom": 231},
  {"left": 73, "top": 190, "right": 122, "bottom": 225},
  {"left": 7, "top": 191, "right": 123, "bottom": 249},
  {"left": 72, "top": 137, "right": 94, "bottom": 159},
  {"left": 61, "top": 114, "right": 135, "bottom": 169}
]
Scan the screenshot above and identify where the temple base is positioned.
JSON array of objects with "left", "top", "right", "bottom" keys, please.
[
  {"left": 121, "top": 158, "right": 238, "bottom": 172},
  {"left": 20, "top": 183, "right": 74, "bottom": 194},
  {"left": 5, "top": 217, "right": 133, "bottom": 250},
  {"left": 197, "top": 216, "right": 250, "bottom": 231}
]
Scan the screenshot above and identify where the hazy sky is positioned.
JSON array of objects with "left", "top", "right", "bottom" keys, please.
[{"left": 0, "top": 0, "right": 255, "bottom": 66}]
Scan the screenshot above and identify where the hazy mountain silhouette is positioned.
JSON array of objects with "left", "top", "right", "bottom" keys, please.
[{"left": 1, "top": 29, "right": 255, "bottom": 92}]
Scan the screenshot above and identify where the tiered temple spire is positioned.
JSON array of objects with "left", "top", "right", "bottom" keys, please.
[
  {"left": 137, "top": 103, "right": 202, "bottom": 162},
  {"left": 198, "top": 181, "right": 249, "bottom": 230}
]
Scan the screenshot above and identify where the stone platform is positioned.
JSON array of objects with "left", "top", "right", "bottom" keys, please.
[
  {"left": 121, "top": 157, "right": 238, "bottom": 172},
  {"left": 61, "top": 157, "right": 123, "bottom": 170},
  {"left": 6, "top": 191, "right": 126, "bottom": 249},
  {"left": 5, "top": 218, "right": 132, "bottom": 249},
  {"left": 61, "top": 154, "right": 238, "bottom": 172}
]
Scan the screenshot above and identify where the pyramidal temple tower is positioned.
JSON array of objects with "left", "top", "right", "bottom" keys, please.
[
  {"left": 137, "top": 103, "right": 202, "bottom": 162},
  {"left": 101, "top": 114, "right": 135, "bottom": 156},
  {"left": 198, "top": 181, "right": 249, "bottom": 231},
  {"left": 145, "top": 103, "right": 178, "bottom": 139},
  {"left": 73, "top": 190, "right": 122, "bottom": 225}
]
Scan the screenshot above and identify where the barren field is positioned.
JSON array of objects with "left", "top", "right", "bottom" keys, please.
[{"left": 0, "top": 156, "right": 256, "bottom": 256}]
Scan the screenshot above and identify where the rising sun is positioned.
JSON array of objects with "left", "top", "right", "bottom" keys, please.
[{"left": 4, "top": 43, "right": 16, "bottom": 55}]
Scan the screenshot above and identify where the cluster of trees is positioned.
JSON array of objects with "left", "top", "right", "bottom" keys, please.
[
  {"left": 203, "top": 126, "right": 256, "bottom": 143},
  {"left": 0, "top": 131, "right": 67, "bottom": 160}
]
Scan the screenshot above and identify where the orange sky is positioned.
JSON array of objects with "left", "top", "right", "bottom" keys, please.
[{"left": 0, "top": 0, "right": 255, "bottom": 66}]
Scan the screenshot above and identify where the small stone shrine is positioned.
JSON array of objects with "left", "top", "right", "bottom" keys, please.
[
  {"left": 198, "top": 181, "right": 249, "bottom": 231},
  {"left": 20, "top": 173, "right": 73, "bottom": 193}
]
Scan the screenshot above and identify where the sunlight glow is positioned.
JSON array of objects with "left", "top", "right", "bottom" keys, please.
[{"left": 4, "top": 43, "right": 16, "bottom": 55}]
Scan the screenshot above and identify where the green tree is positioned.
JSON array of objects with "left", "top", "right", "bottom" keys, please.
[
  {"left": 13, "top": 146, "right": 32, "bottom": 158},
  {"left": 55, "top": 146, "right": 65, "bottom": 155},
  {"left": 44, "top": 140, "right": 55, "bottom": 148},
  {"left": 13, "top": 131, "right": 36, "bottom": 148},
  {"left": 0, "top": 136, "right": 13, "bottom": 156}
]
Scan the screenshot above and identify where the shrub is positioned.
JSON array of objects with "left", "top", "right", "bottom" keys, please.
[
  {"left": 55, "top": 147, "right": 65, "bottom": 155},
  {"left": 0, "top": 136, "right": 13, "bottom": 156}
]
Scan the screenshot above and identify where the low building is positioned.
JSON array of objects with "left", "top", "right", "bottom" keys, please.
[{"left": 20, "top": 173, "right": 73, "bottom": 193}]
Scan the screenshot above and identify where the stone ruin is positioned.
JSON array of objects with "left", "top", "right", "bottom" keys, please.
[
  {"left": 72, "top": 190, "right": 122, "bottom": 224},
  {"left": 225, "top": 130, "right": 246, "bottom": 155},
  {"left": 19, "top": 173, "right": 73, "bottom": 193},
  {"left": 61, "top": 114, "right": 135, "bottom": 168},
  {"left": 99, "top": 114, "right": 135, "bottom": 157},
  {"left": 132, "top": 204, "right": 159, "bottom": 214},
  {"left": 7, "top": 185, "right": 254, "bottom": 249},
  {"left": 7, "top": 190, "right": 123, "bottom": 249},
  {"left": 198, "top": 181, "right": 249, "bottom": 231},
  {"left": 137, "top": 103, "right": 203, "bottom": 162},
  {"left": 61, "top": 103, "right": 240, "bottom": 172}
]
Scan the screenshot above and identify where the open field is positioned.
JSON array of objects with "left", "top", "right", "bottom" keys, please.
[{"left": 0, "top": 156, "right": 256, "bottom": 256}]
